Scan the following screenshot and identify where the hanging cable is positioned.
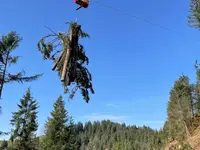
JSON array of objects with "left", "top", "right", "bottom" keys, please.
[{"left": 90, "top": 0, "right": 183, "bottom": 36}]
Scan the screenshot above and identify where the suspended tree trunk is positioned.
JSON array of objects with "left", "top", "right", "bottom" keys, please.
[{"left": 61, "top": 33, "right": 72, "bottom": 83}]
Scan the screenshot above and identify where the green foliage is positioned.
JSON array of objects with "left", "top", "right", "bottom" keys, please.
[
  {"left": 191, "top": 112, "right": 200, "bottom": 130},
  {"left": 10, "top": 88, "right": 39, "bottom": 150},
  {"left": 0, "top": 31, "right": 42, "bottom": 100},
  {"left": 40, "top": 96, "right": 76, "bottom": 150},
  {"left": 37, "top": 22, "right": 94, "bottom": 103},
  {"left": 0, "top": 140, "right": 8, "bottom": 150},
  {"left": 181, "top": 143, "right": 194, "bottom": 150},
  {"left": 164, "top": 63, "right": 200, "bottom": 147},
  {"left": 169, "top": 143, "right": 193, "bottom": 150},
  {"left": 167, "top": 75, "right": 193, "bottom": 142},
  {"left": 188, "top": 0, "right": 200, "bottom": 28},
  {"left": 193, "top": 61, "right": 200, "bottom": 113},
  {"left": 73, "top": 120, "right": 166, "bottom": 150}
]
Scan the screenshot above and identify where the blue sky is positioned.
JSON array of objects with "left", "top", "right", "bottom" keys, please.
[{"left": 1, "top": 0, "right": 200, "bottom": 139}]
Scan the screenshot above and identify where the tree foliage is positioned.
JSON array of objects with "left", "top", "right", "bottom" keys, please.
[
  {"left": 10, "top": 88, "right": 39, "bottom": 150},
  {"left": 165, "top": 66, "right": 200, "bottom": 146},
  {"left": 73, "top": 120, "right": 166, "bottom": 150},
  {"left": 40, "top": 96, "right": 76, "bottom": 150},
  {"left": 167, "top": 75, "right": 193, "bottom": 141},
  {"left": 0, "top": 31, "right": 42, "bottom": 101},
  {"left": 37, "top": 22, "right": 94, "bottom": 102},
  {"left": 194, "top": 61, "right": 200, "bottom": 113},
  {"left": 188, "top": 0, "right": 200, "bottom": 28}
]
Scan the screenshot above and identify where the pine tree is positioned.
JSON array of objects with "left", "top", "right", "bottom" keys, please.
[
  {"left": 40, "top": 96, "right": 75, "bottom": 150},
  {"left": 188, "top": 0, "right": 200, "bottom": 28},
  {"left": 167, "top": 75, "right": 193, "bottom": 141},
  {"left": 10, "top": 88, "right": 39, "bottom": 150},
  {"left": 37, "top": 22, "right": 94, "bottom": 102},
  {"left": 67, "top": 116, "right": 76, "bottom": 149},
  {"left": 194, "top": 61, "right": 200, "bottom": 113},
  {"left": 0, "top": 31, "right": 41, "bottom": 106}
]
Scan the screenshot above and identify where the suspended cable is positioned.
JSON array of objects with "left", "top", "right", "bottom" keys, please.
[{"left": 90, "top": 0, "right": 183, "bottom": 36}]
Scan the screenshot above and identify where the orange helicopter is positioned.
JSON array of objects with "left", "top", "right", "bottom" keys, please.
[{"left": 74, "top": 0, "right": 89, "bottom": 10}]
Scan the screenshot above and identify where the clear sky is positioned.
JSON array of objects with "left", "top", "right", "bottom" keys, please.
[{"left": 1, "top": 0, "right": 200, "bottom": 139}]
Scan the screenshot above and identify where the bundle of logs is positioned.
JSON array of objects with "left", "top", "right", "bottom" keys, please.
[
  {"left": 37, "top": 22, "right": 94, "bottom": 102},
  {"left": 52, "top": 24, "right": 80, "bottom": 85}
]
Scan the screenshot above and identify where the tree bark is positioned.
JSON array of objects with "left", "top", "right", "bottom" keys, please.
[
  {"left": 61, "top": 33, "right": 72, "bottom": 82},
  {"left": 0, "top": 51, "right": 9, "bottom": 99},
  {"left": 52, "top": 50, "right": 64, "bottom": 71}
]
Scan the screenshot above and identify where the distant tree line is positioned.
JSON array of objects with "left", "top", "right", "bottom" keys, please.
[
  {"left": 1, "top": 89, "right": 166, "bottom": 150},
  {"left": 73, "top": 121, "right": 166, "bottom": 150}
]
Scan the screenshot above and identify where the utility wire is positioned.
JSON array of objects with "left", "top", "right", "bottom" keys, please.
[{"left": 90, "top": 0, "right": 184, "bottom": 36}]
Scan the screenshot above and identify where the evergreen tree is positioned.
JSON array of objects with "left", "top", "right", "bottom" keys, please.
[
  {"left": 188, "top": 0, "right": 200, "bottom": 28},
  {"left": 40, "top": 96, "right": 75, "bottom": 150},
  {"left": 0, "top": 31, "right": 41, "bottom": 106},
  {"left": 68, "top": 116, "right": 76, "bottom": 149},
  {"left": 167, "top": 75, "right": 193, "bottom": 141},
  {"left": 10, "top": 88, "right": 39, "bottom": 150},
  {"left": 194, "top": 61, "right": 200, "bottom": 113}
]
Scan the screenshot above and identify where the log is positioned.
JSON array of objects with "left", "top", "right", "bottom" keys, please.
[
  {"left": 52, "top": 50, "right": 64, "bottom": 71},
  {"left": 61, "top": 33, "right": 72, "bottom": 82}
]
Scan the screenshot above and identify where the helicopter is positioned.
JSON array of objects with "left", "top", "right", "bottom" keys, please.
[{"left": 74, "top": 0, "right": 89, "bottom": 10}]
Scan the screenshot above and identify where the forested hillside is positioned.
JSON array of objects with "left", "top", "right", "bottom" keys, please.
[
  {"left": 2, "top": 0, "right": 200, "bottom": 150},
  {"left": 73, "top": 121, "right": 166, "bottom": 150},
  {"left": 73, "top": 66, "right": 200, "bottom": 150}
]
